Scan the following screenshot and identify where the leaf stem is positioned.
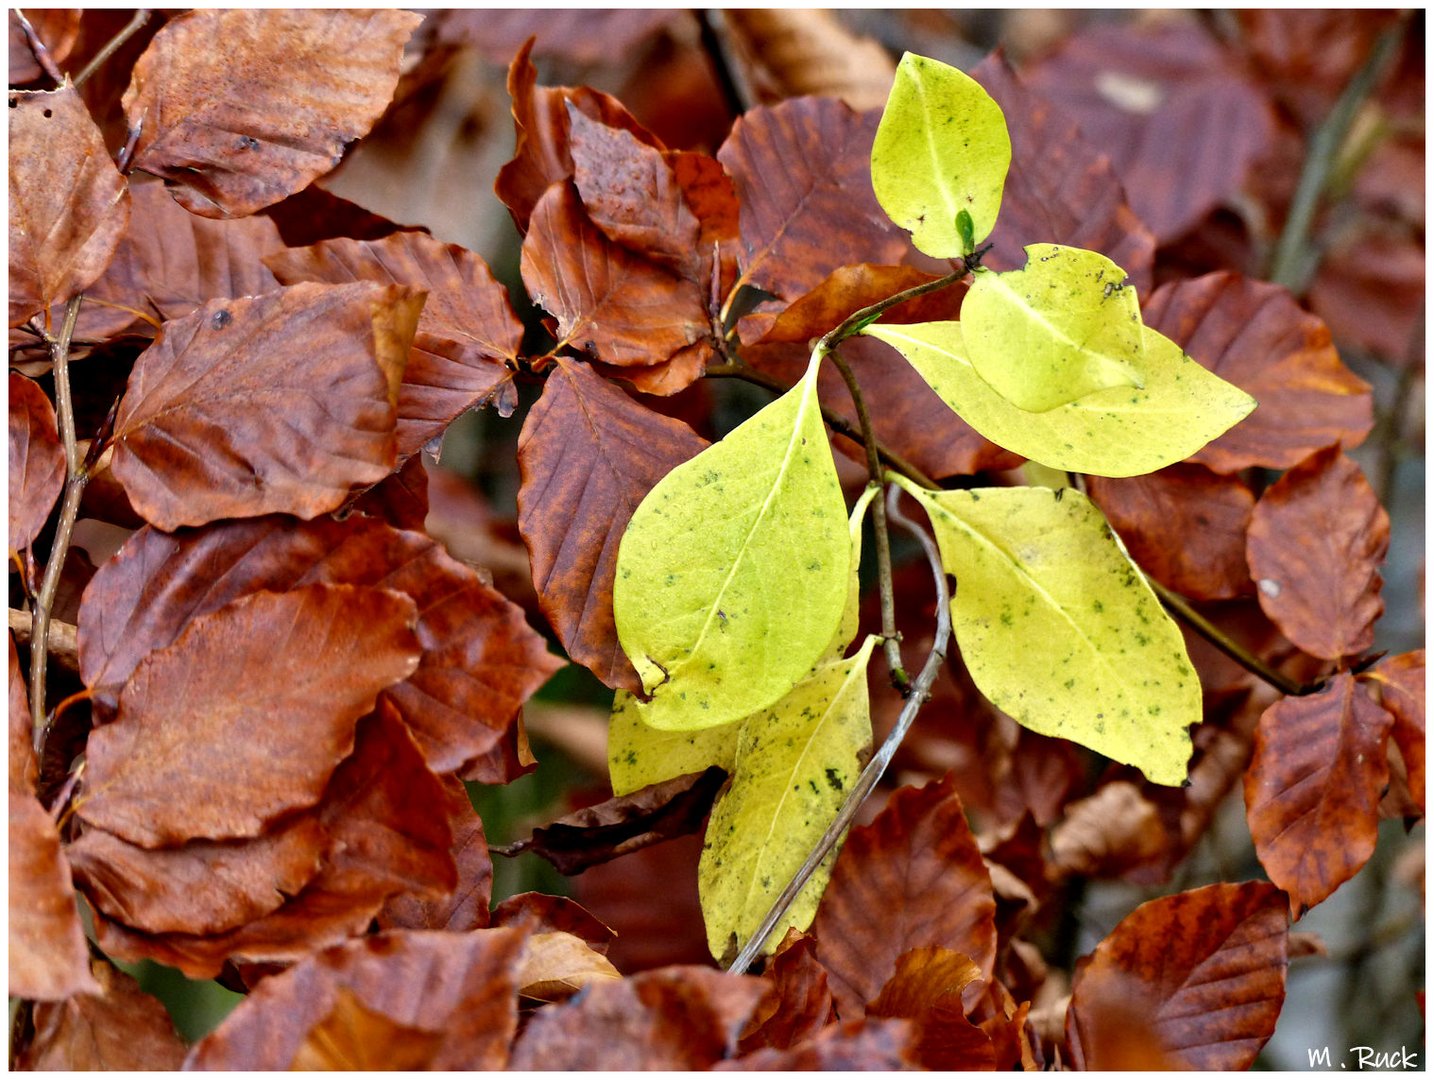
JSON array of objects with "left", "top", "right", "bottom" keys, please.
[
  {"left": 13, "top": 9, "right": 65, "bottom": 85},
  {"left": 1144, "top": 575, "right": 1320, "bottom": 697},
  {"left": 1267, "top": 17, "right": 1407, "bottom": 292},
  {"left": 828, "top": 350, "right": 907, "bottom": 693},
  {"left": 29, "top": 296, "right": 88, "bottom": 754},
  {"left": 727, "top": 484, "right": 951, "bottom": 975},
  {"left": 72, "top": 9, "right": 149, "bottom": 89},
  {"left": 816, "top": 262, "right": 975, "bottom": 355}
]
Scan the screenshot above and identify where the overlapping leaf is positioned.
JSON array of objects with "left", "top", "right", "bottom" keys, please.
[
  {"left": 608, "top": 690, "right": 741, "bottom": 795},
  {"left": 9, "top": 84, "right": 130, "bottom": 327},
  {"left": 9, "top": 791, "right": 100, "bottom": 1000},
  {"left": 185, "top": 928, "right": 527, "bottom": 1070},
  {"left": 517, "top": 357, "right": 708, "bottom": 691},
  {"left": 718, "top": 96, "right": 907, "bottom": 302},
  {"left": 1244, "top": 676, "right": 1393, "bottom": 916},
  {"left": 77, "top": 583, "right": 421, "bottom": 847},
  {"left": 896, "top": 480, "right": 1200, "bottom": 785},
  {"left": 1365, "top": 651, "right": 1425, "bottom": 818},
  {"left": 9, "top": 636, "right": 36, "bottom": 794},
  {"left": 1088, "top": 465, "right": 1255, "bottom": 600},
  {"left": 9, "top": 372, "right": 66, "bottom": 551},
  {"left": 738, "top": 931, "right": 833, "bottom": 1053},
  {"left": 700, "top": 636, "right": 878, "bottom": 961},
  {"left": 287, "top": 989, "right": 445, "bottom": 1071},
  {"left": 77, "top": 514, "right": 562, "bottom": 770},
  {"left": 509, "top": 966, "right": 771, "bottom": 1070},
  {"left": 867, "top": 947, "right": 995, "bottom": 1070},
  {"left": 87, "top": 707, "right": 456, "bottom": 979},
  {"left": 864, "top": 319, "right": 1254, "bottom": 477},
  {"left": 971, "top": 54, "right": 1155, "bottom": 294},
  {"left": 109, "top": 282, "right": 422, "bottom": 530},
  {"left": 962, "top": 244, "right": 1144, "bottom": 411},
  {"left": 1143, "top": 273, "right": 1373, "bottom": 473},
  {"left": 1065, "top": 882, "right": 1288, "bottom": 1069},
  {"left": 720, "top": 1018, "right": 917, "bottom": 1070},
  {"left": 378, "top": 776, "right": 492, "bottom": 932},
  {"left": 515, "top": 931, "right": 622, "bottom": 1003},
  {"left": 265, "top": 230, "right": 525, "bottom": 451},
  {"left": 1246, "top": 446, "right": 1389, "bottom": 660},
  {"left": 15, "top": 961, "right": 185, "bottom": 1071},
  {"left": 521, "top": 182, "right": 709, "bottom": 371},
  {"left": 121, "top": 8, "right": 421, "bottom": 217},
  {"left": 613, "top": 355, "right": 850, "bottom": 731},
  {"left": 812, "top": 774, "right": 996, "bottom": 1016}
]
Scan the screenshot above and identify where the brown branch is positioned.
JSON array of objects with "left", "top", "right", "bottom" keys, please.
[
  {"left": 12, "top": 9, "right": 65, "bottom": 85},
  {"left": 72, "top": 8, "right": 149, "bottom": 89},
  {"left": 9, "top": 610, "right": 79, "bottom": 672},
  {"left": 727, "top": 484, "right": 951, "bottom": 975}
]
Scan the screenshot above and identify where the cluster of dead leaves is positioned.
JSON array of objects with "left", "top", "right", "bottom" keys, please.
[{"left": 8, "top": 6, "right": 1424, "bottom": 1072}]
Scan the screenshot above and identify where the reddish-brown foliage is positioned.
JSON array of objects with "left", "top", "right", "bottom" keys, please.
[
  {"left": 517, "top": 356, "right": 708, "bottom": 689},
  {"left": 16, "top": 961, "right": 185, "bottom": 1070},
  {"left": 1366, "top": 651, "right": 1426, "bottom": 818},
  {"left": 9, "top": 791, "right": 99, "bottom": 1001},
  {"left": 9, "top": 84, "right": 129, "bottom": 327},
  {"left": 8, "top": 372, "right": 66, "bottom": 550},
  {"left": 122, "top": 9, "right": 421, "bottom": 218},
  {"left": 1245, "top": 676, "right": 1394, "bottom": 916},
  {"left": 8, "top": 10, "right": 82, "bottom": 86},
  {"left": 1246, "top": 445, "right": 1390, "bottom": 660},
  {"left": 1066, "top": 882, "right": 1289, "bottom": 1069}
]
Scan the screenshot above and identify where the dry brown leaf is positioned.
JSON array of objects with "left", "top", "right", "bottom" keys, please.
[
  {"left": 738, "top": 930, "right": 833, "bottom": 1053},
  {"left": 109, "top": 282, "right": 421, "bottom": 531},
  {"left": 516, "top": 930, "right": 622, "bottom": 1002},
  {"left": 288, "top": 987, "right": 445, "bottom": 1071},
  {"left": 378, "top": 775, "right": 492, "bottom": 932},
  {"left": 17, "top": 960, "right": 185, "bottom": 1070},
  {"left": 1364, "top": 651, "right": 1426, "bottom": 818},
  {"left": 9, "top": 84, "right": 130, "bottom": 327},
  {"left": 122, "top": 9, "right": 422, "bottom": 217},
  {"left": 9, "top": 372, "right": 66, "bottom": 551},
  {"left": 720, "top": 10, "right": 896, "bottom": 111},
  {"left": 77, "top": 584, "right": 421, "bottom": 846},
  {"left": 9, "top": 635, "right": 37, "bottom": 794},
  {"left": 9, "top": 790, "right": 100, "bottom": 1000}
]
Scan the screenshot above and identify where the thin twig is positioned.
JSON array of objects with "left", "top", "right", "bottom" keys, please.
[
  {"left": 727, "top": 484, "right": 951, "bottom": 975},
  {"left": 1145, "top": 575, "right": 1320, "bottom": 697},
  {"left": 817, "top": 263, "right": 974, "bottom": 352},
  {"left": 693, "top": 9, "right": 750, "bottom": 119},
  {"left": 13, "top": 9, "right": 65, "bottom": 85},
  {"left": 72, "top": 9, "right": 149, "bottom": 89},
  {"left": 1268, "top": 18, "right": 1407, "bottom": 292},
  {"left": 29, "top": 296, "right": 87, "bottom": 753},
  {"left": 829, "top": 350, "right": 907, "bottom": 692},
  {"left": 8, "top": 610, "right": 79, "bottom": 672}
]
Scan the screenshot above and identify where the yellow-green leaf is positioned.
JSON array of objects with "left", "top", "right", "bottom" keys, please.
[
  {"left": 607, "top": 689, "right": 740, "bottom": 797},
  {"left": 613, "top": 353, "right": 850, "bottom": 730},
  {"left": 871, "top": 52, "right": 1011, "bottom": 257},
  {"left": 699, "top": 636, "right": 878, "bottom": 962},
  {"left": 893, "top": 478, "right": 1198, "bottom": 785},
  {"left": 824, "top": 483, "right": 879, "bottom": 663},
  {"left": 862, "top": 320, "right": 1255, "bottom": 477},
  {"left": 963, "top": 245, "right": 1143, "bottom": 411}
]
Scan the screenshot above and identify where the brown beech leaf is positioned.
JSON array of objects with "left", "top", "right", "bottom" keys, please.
[
  {"left": 719, "top": 1017, "right": 918, "bottom": 1071},
  {"left": 1025, "top": 20, "right": 1277, "bottom": 244},
  {"left": 90, "top": 706, "right": 456, "bottom": 979},
  {"left": 1143, "top": 273, "right": 1374, "bottom": 473},
  {"left": 17, "top": 959, "right": 185, "bottom": 1070},
  {"left": 720, "top": 9, "right": 896, "bottom": 111},
  {"left": 1066, "top": 881, "right": 1288, "bottom": 1069},
  {"left": 9, "top": 84, "right": 130, "bottom": 327},
  {"left": 516, "top": 930, "right": 623, "bottom": 1002},
  {"left": 347, "top": 451, "right": 429, "bottom": 531},
  {"left": 9, "top": 635, "right": 37, "bottom": 794},
  {"left": 811, "top": 773, "right": 997, "bottom": 1017},
  {"left": 509, "top": 965, "right": 771, "bottom": 1070},
  {"left": 742, "top": 263, "right": 952, "bottom": 347},
  {"left": 1245, "top": 676, "right": 1394, "bottom": 917},
  {"left": 260, "top": 183, "right": 411, "bottom": 248},
  {"left": 521, "top": 182, "right": 709, "bottom": 368},
  {"left": 1087, "top": 465, "right": 1255, "bottom": 601},
  {"left": 9, "top": 372, "right": 66, "bottom": 551},
  {"left": 972, "top": 53, "right": 1155, "bottom": 295},
  {"left": 490, "top": 892, "right": 616, "bottom": 953},
  {"left": 495, "top": 38, "right": 663, "bottom": 233},
  {"left": 265, "top": 231, "right": 524, "bottom": 453},
  {"left": 122, "top": 9, "right": 421, "bottom": 218},
  {"left": 77, "top": 515, "right": 561, "bottom": 769},
  {"left": 437, "top": 9, "right": 680, "bottom": 67},
  {"left": 461, "top": 711, "right": 540, "bottom": 785},
  {"left": 868, "top": 947, "right": 996, "bottom": 1071},
  {"left": 78, "top": 584, "right": 421, "bottom": 847},
  {"left": 68, "top": 814, "right": 328, "bottom": 937},
  {"left": 9, "top": 791, "right": 100, "bottom": 1000},
  {"left": 288, "top": 987, "right": 445, "bottom": 1071},
  {"left": 1246, "top": 446, "right": 1390, "bottom": 661},
  {"left": 1309, "top": 221, "right": 1425, "bottom": 364},
  {"left": 570, "top": 107, "right": 702, "bottom": 279},
  {"left": 739, "top": 930, "right": 833, "bottom": 1053},
  {"left": 109, "top": 282, "right": 421, "bottom": 531},
  {"left": 1365, "top": 651, "right": 1425, "bottom": 818},
  {"left": 185, "top": 927, "right": 527, "bottom": 1070},
  {"left": 718, "top": 96, "right": 906, "bottom": 302},
  {"left": 499, "top": 767, "right": 727, "bottom": 874},
  {"left": 517, "top": 356, "right": 709, "bottom": 690},
  {"left": 1049, "top": 780, "right": 1172, "bottom": 880},
  {"left": 378, "top": 776, "right": 491, "bottom": 932},
  {"left": 8, "top": 10, "right": 82, "bottom": 85}
]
